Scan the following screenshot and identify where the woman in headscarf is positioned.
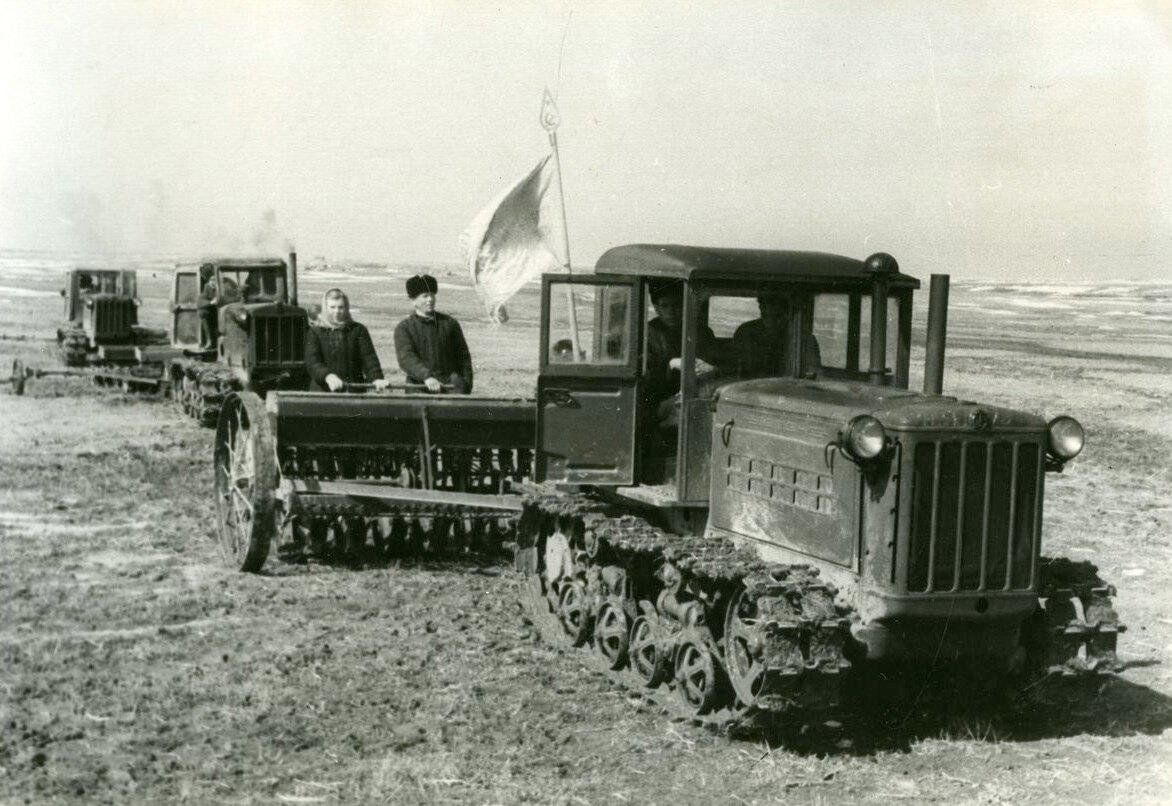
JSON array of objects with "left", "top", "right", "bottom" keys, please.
[{"left": 304, "top": 288, "right": 389, "bottom": 392}]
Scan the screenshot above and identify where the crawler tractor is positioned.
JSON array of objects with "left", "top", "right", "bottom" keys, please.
[
  {"left": 55, "top": 268, "right": 171, "bottom": 369},
  {"left": 216, "top": 245, "right": 1121, "bottom": 727},
  {"left": 168, "top": 255, "right": 309, "bottom": 425}
]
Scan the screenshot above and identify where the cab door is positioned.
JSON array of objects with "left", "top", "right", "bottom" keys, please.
[
  {"left": 170, "top": 271, "right": 203, "bottom": 349},
  {"left": 536, "top": 274, "right": 642, "bottom": 485}
]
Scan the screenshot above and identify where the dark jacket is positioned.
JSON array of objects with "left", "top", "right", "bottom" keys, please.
[
  {"left": 731, "top": 319, "right": 822, "bottom": 379},
  {"left": 643, "top": 317, "right": 718, "bottom": 407},
  {"left": 304, "top": 320, "right": 384, "bottom": 391},
  {"left": 393, "top": 312, "right": 473, "bottom": 393}
]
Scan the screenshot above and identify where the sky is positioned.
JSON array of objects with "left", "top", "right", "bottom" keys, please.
[{"left": 0, "top": 0, "right": 1169, "bottom": 281}]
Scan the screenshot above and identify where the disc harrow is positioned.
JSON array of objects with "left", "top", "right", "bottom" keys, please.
[{"left": 514, "top": 491, "right": 855, "bottom": 731}]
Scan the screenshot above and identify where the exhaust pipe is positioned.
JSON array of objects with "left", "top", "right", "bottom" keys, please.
[
  {"left": 923, "top": 274, "right": 949, "bottom": 395},
  {"left": 288, "top": 250, "right": 298, "bottom": 307},
  {"left": 865, "top": 253, "right": 897, "bottom": 384}
]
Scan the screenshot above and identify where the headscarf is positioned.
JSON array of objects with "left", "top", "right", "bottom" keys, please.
[{"left": 317, "top": 288, "right": 352, "bottom": 329}]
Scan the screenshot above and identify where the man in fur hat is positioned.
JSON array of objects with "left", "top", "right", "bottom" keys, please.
[
  {"left": 393, "top": 274, "right": 473, "bottom": 393},
  {"left": 304, "top": 288, "right": 389, "bottom": 392}
]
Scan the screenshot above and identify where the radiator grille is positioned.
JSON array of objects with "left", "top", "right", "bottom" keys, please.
[
  {"left": 94, "top": 298, "right": 131, "bottom": 340},
  {"left": 907, "top": 438, "right": 1042, "bottom": 593},
  {"left": 252, "top": 314, "right": 306, "bottom": 366}
]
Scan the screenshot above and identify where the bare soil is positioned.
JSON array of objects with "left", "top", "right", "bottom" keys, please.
[{"left": 1, "top": 261, "right": 1170, "bottom": 804}]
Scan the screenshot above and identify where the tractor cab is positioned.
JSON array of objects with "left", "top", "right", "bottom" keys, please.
[
  {"left": 536, "top": 245, "right": 919, "bottom": 518},
  {"left": 170, "top": 258, "right": 291, "bottom": 352}
]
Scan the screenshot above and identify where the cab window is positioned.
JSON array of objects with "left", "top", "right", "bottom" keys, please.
[
  {"left": 548, "top": 282, "right": 632, "bottom": 365},
  {"left": 812, "top": 292, "right": 900, "bottom": 379},
  {"left": 175, "top": 273, "right": 200, "bottom": 305}
]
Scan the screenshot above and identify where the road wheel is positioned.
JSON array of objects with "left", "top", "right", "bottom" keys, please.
[{"left": 214, "top": 391, "right": 277, "bottom": 573}]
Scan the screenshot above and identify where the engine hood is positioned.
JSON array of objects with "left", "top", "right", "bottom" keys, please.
[{"left": 715, "top": 378, "right": 1047, "bottom": 432}]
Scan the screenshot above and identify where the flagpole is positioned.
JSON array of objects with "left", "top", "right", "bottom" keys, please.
[{"left": 542, "top": 89, "right": 582, "bottom": 361}]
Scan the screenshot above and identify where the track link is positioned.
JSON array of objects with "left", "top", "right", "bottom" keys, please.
[
  {"left": 1029, "top": 556, "right": 1124, "bottom": 676},
  {"left": 57, "top": 327, "right": 90, "bottom": 367},
  {"left": 515, "top": 491, "right": 854, "bottom": 732},
  {"left": 173, "top": 359, "right": 237, "bottom": 426}
]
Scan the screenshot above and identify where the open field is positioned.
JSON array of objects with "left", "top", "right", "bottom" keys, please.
[{"left": 1, "top": 252, "right": 1171, "bottom": 804}]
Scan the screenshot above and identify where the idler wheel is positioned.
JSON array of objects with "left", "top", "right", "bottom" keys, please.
[
  {"left": 593, "top": 601, "right": 630, "bottom": 670},
  {"left": 724, "top": 588, "right": 769, "bottom": 708},
  {"left": 557, "top": 580, "right": 592, "bottom": 647},
  {"left": 213, "top": 391, "right": 277, "bottom": 573},
  {"left": 628, "top": 614, "right": 671, "bottom": 687},
  {"left": 674, "top": 638, "right": 721, "bottom": 715}
]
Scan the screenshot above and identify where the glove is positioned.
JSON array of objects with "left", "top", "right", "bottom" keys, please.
[{"left": 325, "top": 374, "right": 345, "bottom": 392}]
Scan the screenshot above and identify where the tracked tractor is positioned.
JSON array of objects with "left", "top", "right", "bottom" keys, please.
[
  {"left": 168, "top": 255, "right": 309, "bottom": 425},
  {"left": 56, "top": 268, "right": 169, "bottom": 367},
  {"left": 215, "top": 244, "right": 1121, "bottom": 728}
]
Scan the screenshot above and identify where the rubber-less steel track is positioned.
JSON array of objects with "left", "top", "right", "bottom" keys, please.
[{"left": 514, "top": 491, "right": 854, "bottom": 729}]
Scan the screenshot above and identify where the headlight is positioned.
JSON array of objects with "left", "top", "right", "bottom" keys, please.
[
  {"left": 1047, "top": 416, "right": 1084, "bottom": 460},
  {"left": 84, "top": 298, "right": 94, "bottom": 308},
  {"left": 842, "top": 415, "right": 888, "bottom": 461},
  {"left": 233, "top": 310, "right": 250, "bottom": 326}
]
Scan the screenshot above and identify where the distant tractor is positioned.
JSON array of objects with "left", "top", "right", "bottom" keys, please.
[
  {"left": 167, "top": 255, "right": 309, "bottom": 425},
  {"left": 216, "top": 244, "right": 1121, "bottom": 727},
  {"left": 56, "top": 268, "right": 167, "bottom": 367}
]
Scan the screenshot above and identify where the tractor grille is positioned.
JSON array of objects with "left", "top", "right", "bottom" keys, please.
[
  {"left": 906, "top": 438, "right": 1043, "bottom": 593},
  {"left": 252, "top": 314, "right": 306, "bottom": 366},
  {"left": 94, "top": 298, "right": 132, "bottom": 340}
]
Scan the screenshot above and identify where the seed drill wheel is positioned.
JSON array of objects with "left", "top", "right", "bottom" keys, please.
[
  {"left": 214, "top": 391, "right": 278, "bottom": 573},
  {"left": 11, "top": 359, "right": 26, "bottom": 396}
]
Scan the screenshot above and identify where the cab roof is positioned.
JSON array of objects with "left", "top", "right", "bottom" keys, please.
[
  {"left": 595, "top": 244, "right": 920, "bottom": 289},
  {"left": 176, "top": 257, "right": 287, "bottom": 271}
]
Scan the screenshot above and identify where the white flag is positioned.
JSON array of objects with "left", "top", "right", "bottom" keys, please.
[{"left": 461, "top": 155, "right": 562, "bottom": 323}]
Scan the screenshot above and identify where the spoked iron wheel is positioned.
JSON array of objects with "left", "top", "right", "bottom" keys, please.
[
  {"left": 724, "top": 588, "right": 770, "bottom": 708},
  {"left": 558, "top": 581, "right": 592, "bottom": 647},
  {"left": 214, "top": 391, "right": 278, "bottom": 573},
  {"left": 593, "top": 601, "right": 630, "bottom": 670},
  {"left": 628, "top": 613, "right": 670, "bottom": 687},
  {"left": 674, "top": 638, "right": 722, "bottom": 715}
]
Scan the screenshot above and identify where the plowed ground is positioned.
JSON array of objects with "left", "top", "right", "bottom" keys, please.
[{"left": 1, "top": 265, "right": 1170, "bottom": 803}]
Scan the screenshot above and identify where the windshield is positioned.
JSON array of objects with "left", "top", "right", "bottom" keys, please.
[
  {"left": 210, "top": 267, "right": 285, "bottom": 303},
  {"left": 77, "top": 271, "right": 128, "bottom": 295}
]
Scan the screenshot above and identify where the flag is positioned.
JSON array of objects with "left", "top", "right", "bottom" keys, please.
[{"left": 461, "top": 155, "right": 563, "bottom": 323}]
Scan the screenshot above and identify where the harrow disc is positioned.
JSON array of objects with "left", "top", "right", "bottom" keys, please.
[{"left": 214, "top": 391, "right": 278, "bottom": 573}]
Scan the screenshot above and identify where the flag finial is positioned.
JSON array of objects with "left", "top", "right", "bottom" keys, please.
[{"left": 540, "top": 88, "right": 560, "bottom": 133}]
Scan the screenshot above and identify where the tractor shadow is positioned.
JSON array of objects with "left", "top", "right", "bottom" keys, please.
[
  {"left": 732, "top": 662, "right": 1172, "bottom": 755},
  {"left": 260, "top": 549, "right": 513, "bottom": 578}
]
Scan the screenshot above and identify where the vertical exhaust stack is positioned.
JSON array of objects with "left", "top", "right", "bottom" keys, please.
[
  {"left": 288, "top": 251, "right": 298, "bottom": 307},
  {"left": 923, "top": 274, "right": 950, "bottom": 395},
  {"left": 864, "top": 253, "right": 898, "bottom": 385}
]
